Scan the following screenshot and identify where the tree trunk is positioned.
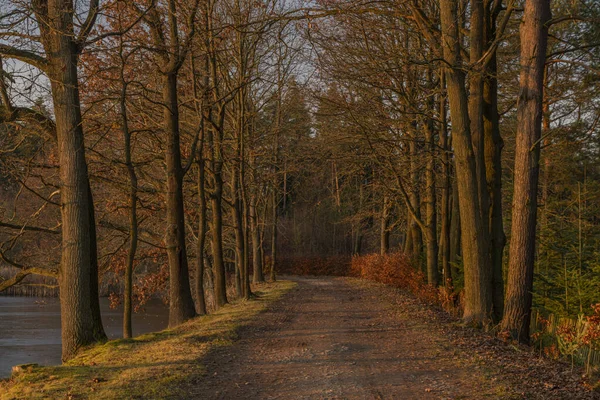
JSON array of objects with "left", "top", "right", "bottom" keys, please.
[
  {"left": 210, "top": 171, "right": 228, "bottom": 306},
  {"left": 353, "top": 178, "right": 365, "bottom": 255},
  {"left": 34, "top": 4, "right": 107, "bottom": 357},
  {"left": 163, "top": 73, "right": 196, "bottom": 327},
  {"left": 121, "top": 72, "right": 138, "bottom": 338},
  {"left": 87, "top": 185, "right": 106, "bottom": 341},
  {"left": 439, "top": 0, "right": 492, "bottom": 324},
  {"left": 408, "top": 134, "right": 423, "bottom": 266},
  {"left": 425, "top": 120, "right": 439, "bottom": 286},
  {"left": 501, "top": 0, "right": 551, "bottom": 343},
  {"left": 469, "top": 0, "right": 489, "bottom": 235},
  {"left": 449, "top": 174, "right": 461, "bottom": 275},
  {"left": 196, "top": 156, "right": 207, "bottom": 315},
  {"left": 251, "top": 193, "right": 264, "bottom": 282},
  {"left": 232, "top": 170, "right": 244, "bottom": 298},
  {"left": 439, "top": 74, "right": 452, "bottom": 288},
  {"left": 380, "top": 193, "right": 390, "bottom": 255},
  {"left": 270, "top": 186, "right": 278, "bottom": 282},
  {"left": 242, "top": 184, "right": 251, "bottom": 299},
  {"left": 50, "top": 55, "right": 103, "bottom": 361},
  {"left": 483, "top": 7, "right": 506, "bottom": 321}
]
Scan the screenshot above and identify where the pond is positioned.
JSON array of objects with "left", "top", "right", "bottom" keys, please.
[{"left": 0, "top": 297, "right": 169, "bottom": 378}]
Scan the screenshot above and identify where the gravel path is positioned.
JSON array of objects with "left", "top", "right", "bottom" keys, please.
[{"left": 193, "top": 276, "right": 505, "bottom": 399}]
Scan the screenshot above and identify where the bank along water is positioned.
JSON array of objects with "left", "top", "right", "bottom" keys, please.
[{"left": 0, "top": 296, "right": 168, "bottom": 378}]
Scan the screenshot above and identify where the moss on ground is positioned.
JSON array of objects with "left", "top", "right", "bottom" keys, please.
[{"left": 0, "top": 281, "right": 295, "bottom": 400}]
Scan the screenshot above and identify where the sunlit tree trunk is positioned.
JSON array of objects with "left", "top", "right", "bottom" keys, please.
[
  {"left": 439, "top": 0, "right": 493, "bottom": 324},
  {"left": 27, "top": 0, "right": 108, "bottom": 360},
  {"left": 502, "top": 0, "right": 551, "bottom": 343}
]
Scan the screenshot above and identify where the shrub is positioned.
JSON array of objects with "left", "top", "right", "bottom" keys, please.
[{"left": 350, "top": 253, "right": 460, "bottom": 314}]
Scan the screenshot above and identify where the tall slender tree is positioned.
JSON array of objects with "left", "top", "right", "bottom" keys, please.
[{"left": 502, "top": 0, "right": 551, "bottom": 343}]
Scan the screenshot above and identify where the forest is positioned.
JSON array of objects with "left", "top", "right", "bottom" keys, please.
[{"left": 1, "top": 0, "right": 600, "bottom": 397}]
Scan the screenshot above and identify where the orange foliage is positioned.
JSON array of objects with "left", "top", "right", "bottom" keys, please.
[
  {"left": 278, "top": 252, "right": 460, "bottom": 314},
  {"left": 584, "top": 304, "right": 600, "bottom": 349},
  {"left": 351, "top": 253, "right": 460, "bottom": 314}
]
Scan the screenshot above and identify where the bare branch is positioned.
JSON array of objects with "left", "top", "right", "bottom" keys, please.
[
  {"left": 0, "top": 221, "right": 60, "bottom": 234},
  {"left": 77, "top": 0, "right": 100, "bottom": 47},
  {"left": 0, "top": 44, "right": 48, "bottom": 71}
]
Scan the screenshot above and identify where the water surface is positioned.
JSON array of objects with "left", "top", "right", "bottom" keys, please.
[{"left": 0, "top": 297, "right": 168, "bottom": 378}]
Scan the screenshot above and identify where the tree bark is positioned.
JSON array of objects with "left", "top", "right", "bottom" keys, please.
[
  {"left": 439, "top": 0, "right": 493, "bottom": 324},
  {"left": 196, "top": 154, "right": 207, "bottom": 315},
  {"left": 439, "top": 74, "right": 453, "bottom": 288},
  {"left": 483, "top": 5, "right": 506, "bottom": 321},
  {"left": 425, "top": 119, "right": 439, "bottom": 286},
  {"left": 28, "top": 0, "right": 108, "bottom": 359},
  {"left": 208, "top": 108, "right": 228, "bottom": 307},
  {"left": 501, "top": 0, "right": 551, "bottom": 343},
  {"left": 120, "top": 66, "right": 138, "bottom": 338},
  {"left": 270, "top": 185, "right": 278, "bottom": 282},
  {"left": 52, "top": 50, "right": 103, "bottom": 361},
  {"left": 408, "top": 132, "right": 423, "bottom": 267},
  {"left": 251, "top": 192, "right": 265, "bottom": 282},
  {"left": 232, "top": 169, "right": 244, "bottom": 298},
  {"left": 449, "top": 173, "right": 461, "bottom": 274},
  {"left": 380, "top": 193, "right": 391, "bottom": 255},
  {"left": 87, "top": 184, "right": 107, "bottom": 342},
  {"left": 163, "top": 73, "right": 196, "bottom": 326},
  {"left": 469, "top": 0, "right": 490, "bottom": 235}
]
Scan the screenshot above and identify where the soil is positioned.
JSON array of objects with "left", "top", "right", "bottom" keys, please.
[{"left": 192, "top": 277, "right": 517, "bottom": 399}]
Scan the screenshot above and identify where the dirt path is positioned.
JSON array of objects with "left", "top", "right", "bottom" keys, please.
[{"left": 193, "top": 277, "right": 507, "bottom": 399}]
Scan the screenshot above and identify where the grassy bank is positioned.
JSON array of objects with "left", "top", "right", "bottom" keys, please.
[{"left": 0, "top": 281, "right": 295, "bottom": 400}]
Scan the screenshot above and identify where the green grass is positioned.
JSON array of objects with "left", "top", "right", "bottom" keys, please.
[{"left": 0, "top": 281, "right": 295, "bottom": 400}]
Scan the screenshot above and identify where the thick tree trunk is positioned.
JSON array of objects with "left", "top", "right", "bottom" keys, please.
[
  {"left": 163, "top": 73, "right": 196, "bottom": 327},
  {"left": 501, "top": 0, "right": 551, "bottom": 343},
  {"left": 34, "top": 4, "right": 107, "bottom": 357},
  {"left": 469, "top": 0, "right": 490, "bottom": 235},
  {"left": 50, "top": 54, "right": 104, "bottom": 361},
  {"left": 440, "top": 0, "right": 493, "bottom": 324}
]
